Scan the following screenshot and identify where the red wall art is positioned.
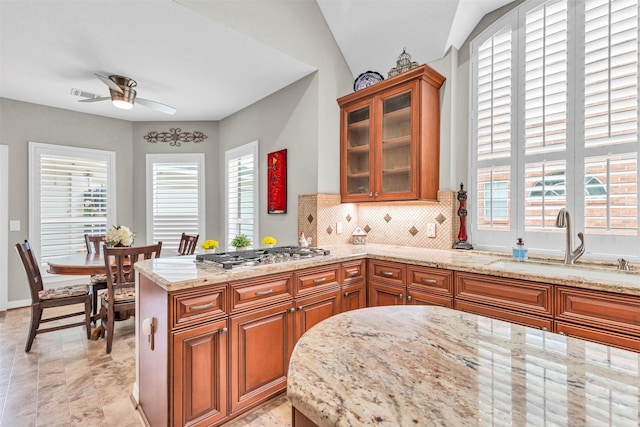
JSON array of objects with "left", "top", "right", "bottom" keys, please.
[{"left": 267, "top": 149, "right": 287, "bottom": 214}]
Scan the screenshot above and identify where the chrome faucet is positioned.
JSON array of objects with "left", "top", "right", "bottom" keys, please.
[{"left": 555, "top": 208, "right": 585, "bottom": 264}]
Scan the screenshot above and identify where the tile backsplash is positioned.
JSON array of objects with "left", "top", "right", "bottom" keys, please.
[{"left": 298, "top": 191, "right": 458, "bottom": 250}]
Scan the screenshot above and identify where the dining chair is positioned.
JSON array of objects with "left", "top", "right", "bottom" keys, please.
[
  {"left": 100, "top": 242, "right": 162, "bottom": 353},
  {"left": 177, "top": 233, "right": 199, "bottom": 256},
  {"left": 84, "top": 234, "right": 108, "bottom": 323},
  {"left": 15, "top": 240, "right": 92, "bottom": 352}
]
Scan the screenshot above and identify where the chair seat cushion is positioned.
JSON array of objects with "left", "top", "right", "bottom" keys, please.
[
  {"left": 90, "top": 274, "right": 108, "bottom": 284},
  {"left": 39, "top": 284, "right": 89, "bottom": 300},
  {"left": 104, "top": 287, "right": 136, "bottom": 302}
]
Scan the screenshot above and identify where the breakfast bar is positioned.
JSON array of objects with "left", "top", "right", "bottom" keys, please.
[{"left": 288, "top": 305, "right": 640, "bottom": 426}]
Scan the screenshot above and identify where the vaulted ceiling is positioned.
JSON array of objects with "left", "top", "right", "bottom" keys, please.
[{"left": 0, "top": 0, "right": 513, "bottom": 122}]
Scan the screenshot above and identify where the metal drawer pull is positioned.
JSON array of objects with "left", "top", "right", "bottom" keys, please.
[
  {"left": 541, "top": 327, "right": 548, "bottom": 331},
  {"left": 313, "top": 277, "right": 327, "bottom": 283},
  {"left": 420, "top": 278, "right": 437, "bottom": 284},
  {"left": 407, "top": 295, "right": 412, "bottom": 301},
  {"left": 399, "top": 293, "right": 403, "bottom": 299},
  {"left": 255, "top": 289, "right": 273, "bottom": 296},
  {"left": 348, "top": 271, "right": 359, "bottom": 276},
  {"left": 190, "top": 302, "right": 214, "bottom": 311},
  {"left": 344, "top": 291, "right": 349, "bottom": 297},
  {"left": 221, "top": 327, "right": 228, "bottom": 334},
  {"left": 298, "top": 306, "right": 304, "bottom": 311},
  {"left": 289, "top": 308, "right": 295, "bottom": 313},
  {"left": 380, "top": 271, "right": 394, "bottom": 277}
]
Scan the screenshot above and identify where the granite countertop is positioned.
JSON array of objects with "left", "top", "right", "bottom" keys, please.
[
  {"left": 287, "top": 305, "right": 640, "bottom": 427},
  {"left": 134, "top": 244, "right": 640, "bottom": 295}
]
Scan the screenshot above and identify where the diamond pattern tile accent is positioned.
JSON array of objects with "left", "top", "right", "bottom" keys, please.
[
  {"left": 364, "top": 225, "right": 371, "bottom": 233},
  {"left": 435, "top": 214, "right": 446, "bottom": 224},
  {"left": 326, "top": 226, "right": 333, "bottom": 235},
  {"left": 384, "top": 213, "right": 392, "bottom": 223},
  {"left": 346, "top": 214, "right": 352, "bottom": 222},
  {"left": 307, "top": 214, "right": 314, "bottom": 223},
  {"left": 409, "top": 226, "right": 419, "bottom": 236}
]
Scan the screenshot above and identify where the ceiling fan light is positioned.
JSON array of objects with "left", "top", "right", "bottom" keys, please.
[
  {"left": 112, "top": 99, "right": 134, "bottom": 110},
  {"left": 110, "top": 86, "right": 136, "bottom": 110}
]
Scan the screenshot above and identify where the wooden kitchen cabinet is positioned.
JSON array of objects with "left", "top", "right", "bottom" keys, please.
[
  {"left": 368, "top": 259, "right": 406, "bottom": 306},
  {"left": 555, "top": 286, "right": 640, "bottom": 351},
  {"left": 229, "top": 300, "right": 295, "bottom": 414},
  {"left": 454, "top": 272, "right": 553, "bottom": 330},
  {"left": 341, "top": 260, "right": 367, "bottom": 312},
  {"left": 294, "top": 288, "right": 341, "bottom": 341},
  {"left": 338, "top": 64, "right": 445, "bottom": 202},
  {"left": 407, "top": 265, "right": 453, "bottom": 308},
  {"left": 172, "top": 318, "right": 228, "bottom": 427}
]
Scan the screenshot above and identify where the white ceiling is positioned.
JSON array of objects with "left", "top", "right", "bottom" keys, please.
[{"left": 0, "top": 0, "right": 513, "bottom": 122}]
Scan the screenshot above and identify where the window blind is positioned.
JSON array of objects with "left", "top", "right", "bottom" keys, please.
[
  {"left": 147, "top": 154, "right": 204, "bottom": 252},
  {"left": 226, "top": 142, "right": 258, "bottom": 250}
]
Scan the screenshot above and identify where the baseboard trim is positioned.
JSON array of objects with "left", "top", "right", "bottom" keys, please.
[{"left": 6, "top": 299, "right": 30, "bottom": 310}]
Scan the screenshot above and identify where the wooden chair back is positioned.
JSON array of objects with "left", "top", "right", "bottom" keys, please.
[
  {"left": 177, "top": 233, "right": 199, "bottom": 255},
  {"left": 85, "top": 234, "right": 106, "bottom": 253},
  {"left": 103, "top": 242, "right": 163, "bottom": 290},
  {"left": 15, "top": 240, "right": 44, "bottom": 303}
]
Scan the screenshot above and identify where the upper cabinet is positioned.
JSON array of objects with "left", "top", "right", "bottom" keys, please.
[{"left": 338, "top": 65, "right": 445, "bottom": 202}]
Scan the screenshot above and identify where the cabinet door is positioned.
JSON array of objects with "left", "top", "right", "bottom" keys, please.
[
  {"left": 230, "top": 301, "right": 294, "bottom": 414},
  {"left": 172, "top": 318, "right": 228, "bottom": 427},
  {"left": 341, "top": 98, "right": 374, "bottom": 201},
  {"left": 376, "top": 82, "right": 419, "bottom": 200},
  {"left": 295, "top": 289, "right": 341, "bottom": 341},
  {"left": 555, "top": 321, "right": 640, "bottom": 353},
  {"left": 369, "top": 282, "right": 405, "bottom": 306},
  {"left": 341, "top": 282, "right": 367, "bottom": 312}
]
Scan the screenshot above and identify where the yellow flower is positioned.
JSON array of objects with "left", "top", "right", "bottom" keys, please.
[
  {"left": 262, "top": 236, "right": 277, "bottom": 246},
  {"left": 201, "top": 239, "right": 219, "bottom": 249}
]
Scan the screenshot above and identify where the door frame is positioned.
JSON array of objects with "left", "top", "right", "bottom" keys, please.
[{"left": 0, "top": 145, "right": 8, "bottom": 311}]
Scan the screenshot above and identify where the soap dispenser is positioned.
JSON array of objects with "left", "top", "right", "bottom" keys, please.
[{"left": 513, "top": 237, "right": 528, "bottom": 260}]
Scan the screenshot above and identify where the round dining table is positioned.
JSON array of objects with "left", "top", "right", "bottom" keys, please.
[{"left": 47, "top": 252, "right": 107, "bottom": 276}]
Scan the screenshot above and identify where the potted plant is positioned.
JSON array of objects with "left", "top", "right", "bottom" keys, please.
[
  {"left": 261, "top": 236, "right": 277, "bottom": 248},
  {"left": 230, "top": 234, "right": 251, "bottom": 251},
  {"left": 200, "top": 239, "right": 219, "bottom": 253}
]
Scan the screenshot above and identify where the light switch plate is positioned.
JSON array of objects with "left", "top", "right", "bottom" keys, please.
[
  {"left": 336, "top": 222, "right": 343, "bottom": 234},
  {"left": 427, "top": 223, "right": 436, "bottom": 238},
  {"left": 9, "top": 220, "right": 20, "bottom": 231}
]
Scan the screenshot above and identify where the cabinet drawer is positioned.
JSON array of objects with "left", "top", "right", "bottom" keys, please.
[
  {"left": 455, "top": 300, "right": 553, "bottom": 331},
  {"left": 408, "top": 266, "right": 453, "bottom": 297},
  {"left": 556, "top": 286, "right": 640, "bottom": 337},
  {"left": 230, "top": 273, "right": 293, "bottom": 313},
  {"left": 368, "top": 260, "right": 406, "bottom": 287},
  {"left": 172, "top": 285, "right": 228, "bottom": 330},
  {"left": 295, "top": 265, "right": 340, "bottom": 297},
  {"left": 455, "top": 272, "right": 553, "bottom": 317},
  {"left": 407, "top": 289, "right": 452, "bottom": 308},
  {"left": 341, "top": 259, "right": 366, "bottom": 286},
  {"left": 555, "top": 321, "right": 640, "bottom": 353}
]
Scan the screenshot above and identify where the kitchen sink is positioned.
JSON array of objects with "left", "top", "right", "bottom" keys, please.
[{"left": 488, "top": 258, "right": 640, "bottom": 285}]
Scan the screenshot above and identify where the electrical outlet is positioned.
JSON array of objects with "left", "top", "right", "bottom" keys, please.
[
  {"left": 427, "top": 223, "right": 436, "bottom": 238},
  {"left": 9, "top": 220, "right": 20, "bottom": 231},
  {"left": 336, "top": 222, "right": 343, "bottom": 234}
]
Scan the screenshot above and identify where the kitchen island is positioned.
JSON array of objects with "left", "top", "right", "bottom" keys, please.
[
  {"left": 133, "top": 244, "right": 640, "bottom": 426},
  {"left": 288, "top": 305, "right": 640, "bottom": 426}
]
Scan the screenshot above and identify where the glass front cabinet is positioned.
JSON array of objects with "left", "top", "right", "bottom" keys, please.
[{"left": 338, "top": 65, "right": 445, "bottom": 202}]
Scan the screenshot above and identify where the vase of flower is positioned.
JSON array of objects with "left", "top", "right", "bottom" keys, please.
[
  {"left": 261, "top": 236, "right": 277, "bottom": 248},
  {"left": 200, "top": 240, "right": 219, "bottom": 254},
  {"left": 106, "top": 225, "right": 135, "bottom": 247}
]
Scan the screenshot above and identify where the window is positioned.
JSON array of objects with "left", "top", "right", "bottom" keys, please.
[
  {"left": 471, "top": 0, "right": 639, "bottom": 258},
  {"left": 225, "top": 141, "right": 258, "bottom": 251},
  {"left": 146, "top": 154, "right": 205, "bottom": 252},
  {"left": 29, "top": 142, "right": 116, "bottom": 262}
]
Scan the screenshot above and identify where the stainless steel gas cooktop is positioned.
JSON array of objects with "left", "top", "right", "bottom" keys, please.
[{"left": 195, "top": 246, "right": 331, "bottom": 269}]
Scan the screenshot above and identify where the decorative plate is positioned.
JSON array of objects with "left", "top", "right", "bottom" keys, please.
[{"left": 353, "top": 71, "right": 384, "bottom": 91}]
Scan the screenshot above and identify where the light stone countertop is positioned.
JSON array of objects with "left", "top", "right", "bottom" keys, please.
[
  {"left": 134, "top": 244, "right": 640, "bottom": 295},
  {"left": 287, "top": 305, "right": 640, "bottom": 427}
]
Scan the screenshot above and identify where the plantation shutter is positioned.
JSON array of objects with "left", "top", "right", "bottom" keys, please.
[
  {"left": 148, "top": 154, "right": 204, "bottom": 252},
  {"left": 226, "top": 142, "right": 258, "bottom": 250}
]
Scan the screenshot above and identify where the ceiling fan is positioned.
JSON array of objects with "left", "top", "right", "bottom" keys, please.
[{"left": 72, "top": 73, "right": 176, "bottom": 115}]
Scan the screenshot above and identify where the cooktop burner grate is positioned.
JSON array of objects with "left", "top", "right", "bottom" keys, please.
[{"left": 195, "top": 246, "right": 331, "bottom": 269}]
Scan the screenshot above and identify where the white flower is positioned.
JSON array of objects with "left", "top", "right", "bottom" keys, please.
[{"left": 106, "top": 225, "right": 135, "bottom": 247}]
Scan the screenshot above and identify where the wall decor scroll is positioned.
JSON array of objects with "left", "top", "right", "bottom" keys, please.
[
  {"left": 267, "top": 149, "right": 287, "bottom": 214},
  {"left": 144, "top": 128, "right": 208, "bottom": 146}
]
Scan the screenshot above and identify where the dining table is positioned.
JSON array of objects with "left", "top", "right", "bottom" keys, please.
[{"left": 46, "top": 252, "right": 107, "bottom": 276}]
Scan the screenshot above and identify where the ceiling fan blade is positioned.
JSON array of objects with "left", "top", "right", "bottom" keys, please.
[
  {"left": 136, "top": 98, "right": 177, "bottom": 115},
  {"left": 95, "top": 73, "right": 124, "bottom": 94},
  {"left": 78, "top": 97, "right": 111, "bottom": 103}
]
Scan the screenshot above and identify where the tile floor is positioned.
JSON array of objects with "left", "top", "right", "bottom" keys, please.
[{"left": 0, "top": 306, "right": 291, "bottom": 426}]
